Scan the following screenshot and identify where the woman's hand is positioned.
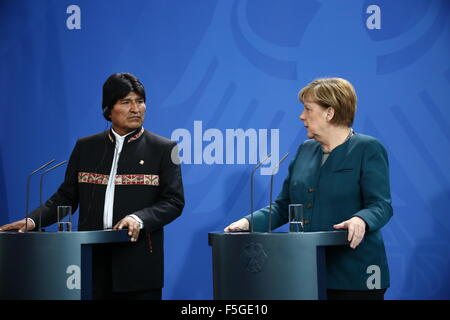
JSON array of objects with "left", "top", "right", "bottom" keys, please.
[
  {"left": 333, "top": 216, "right": 367, "bottom": 249},
  {"left": 224, "top": 218, "right": 249, "bottom": 232}
]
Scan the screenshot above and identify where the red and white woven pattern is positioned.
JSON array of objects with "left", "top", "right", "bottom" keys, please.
[
  {"left": 78, "top": 172, "right": 159, "bottom": 186},
  {"left": 128, "top": 127, "right": 144, "bottom": 143}
]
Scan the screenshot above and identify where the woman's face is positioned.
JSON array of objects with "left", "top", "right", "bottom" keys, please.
[{"left": 299, "top": 98, "right": 330, "bottom": 140}]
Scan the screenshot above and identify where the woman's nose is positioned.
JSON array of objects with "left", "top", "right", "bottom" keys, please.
[{"left": 299, "top": 111, "right": 305, "bottom": 121}]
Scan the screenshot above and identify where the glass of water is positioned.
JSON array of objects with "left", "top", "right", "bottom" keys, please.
[
  {"left": 288, "top": 204, "right": 304, "bottom": 232},
  {"left": 57, "top": 206, "right": 72, "bottom": 232}
]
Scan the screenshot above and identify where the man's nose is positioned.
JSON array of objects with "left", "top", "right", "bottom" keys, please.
[{"left": 129, "top": 101, "right": 139, "bottom": 112}]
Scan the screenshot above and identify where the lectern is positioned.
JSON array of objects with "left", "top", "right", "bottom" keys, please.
[
  {"left": 0, "top": 230, "right": 129, "bottom": 300},
  {"left": 208, "top": 231, "right": 348, "bottom": 300}
]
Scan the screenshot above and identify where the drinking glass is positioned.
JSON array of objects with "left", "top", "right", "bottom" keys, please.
[
  {"left": 288, "top": 204, "right": 304, "bottom": 232},
  {"left": 57, "top": 206, "right": 72, "bottom": 232}
]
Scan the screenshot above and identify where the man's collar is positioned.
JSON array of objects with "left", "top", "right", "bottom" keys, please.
[
  {"left": 108, "top": 127, "right": 144, "bottom": 144},
  {"left": 111, "top": 128, "right": 134, "bottom": 140}
]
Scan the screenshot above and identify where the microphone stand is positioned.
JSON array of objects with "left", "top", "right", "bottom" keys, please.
[
  {"left": 268, "top": 152, "right": 290, "bottom": 233},
  {"left": 250, "top": 154, "right": 271, "bottom": 233},
  {"left": 25, "top": 159, "right": 56, "bottom": 232},
  {"left": 38, "top": 160, "right": 67, "bottom": 232}
]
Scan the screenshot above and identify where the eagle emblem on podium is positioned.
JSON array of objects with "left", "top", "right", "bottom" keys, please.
[{"left": 240, "top": 242, "right": 268, "bottom": 273}]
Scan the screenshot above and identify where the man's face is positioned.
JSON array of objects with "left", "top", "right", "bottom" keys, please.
[{"left": 110, "top": 91, "right": 146, "bottom": 135}]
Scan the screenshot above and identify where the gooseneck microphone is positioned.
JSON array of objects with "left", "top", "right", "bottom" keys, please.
[
  {"left": 38, "top": 160, "right": 67, "bottom": 232},
  {"left": 250, "top": 154, "right": 272, "bottom": 233},
  {"left": 25, "top": 159, "right": 56, "bottom": 232},
  {"left": 268, "top": 152, "right": 290, "bottom": 233}
]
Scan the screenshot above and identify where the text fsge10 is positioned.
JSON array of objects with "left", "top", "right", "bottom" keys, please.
[{"left": 225, "top": 305, "right": 268, "bottom": 315}]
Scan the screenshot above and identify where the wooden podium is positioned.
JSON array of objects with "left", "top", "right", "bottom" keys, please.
[
  {"left": 208, "top": 231, "right": 348, "bottom": 300},
  {"left": 0, "top": 230, "right": 129, "bottom": 300}
]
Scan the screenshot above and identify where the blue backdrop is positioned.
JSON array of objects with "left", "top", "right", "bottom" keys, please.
[{"left": 1, "top": 0, "right": 449, "bottom": 300}]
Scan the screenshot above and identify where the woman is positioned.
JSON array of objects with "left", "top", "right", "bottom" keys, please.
[{"left": 225, "top": 78, "right": 392, "bottom": 300}]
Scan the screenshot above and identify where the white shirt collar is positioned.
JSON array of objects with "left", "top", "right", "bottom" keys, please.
[{"left": 111, "top": 128, "right": 134, "bottom": 142}]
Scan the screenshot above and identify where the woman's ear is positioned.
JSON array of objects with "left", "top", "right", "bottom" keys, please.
[{"left": 326, "top": 107, "right": 335, "bottom": 121}]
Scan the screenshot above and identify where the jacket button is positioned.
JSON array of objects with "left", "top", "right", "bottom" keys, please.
[
  {"left": 308, "top": 188, "right": 316, "bottom": 193},
  {"left": 307, "top": 203, "right": 313, "bottom": 209}
]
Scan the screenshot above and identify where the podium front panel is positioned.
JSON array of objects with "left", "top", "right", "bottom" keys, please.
[
  {"left": 0, "top": 230, "right": 129, "bottom": 300},
  {"left": 208, "top": 231, "right": 348, "bottom": 300}
]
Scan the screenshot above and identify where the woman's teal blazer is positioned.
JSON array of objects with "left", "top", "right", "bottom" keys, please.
[{"left": 246, "top": 133, "right": 392, "bottom": 290}]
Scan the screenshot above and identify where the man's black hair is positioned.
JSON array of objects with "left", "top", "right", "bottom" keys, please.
[{"left": 102, "top": 73, "right": 146, "bottom": 121}]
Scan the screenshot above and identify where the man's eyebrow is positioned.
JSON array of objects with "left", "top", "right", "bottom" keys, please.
[
  {"left": 120, "top": 98, "right": 138, "bottom": 101},
  {"left": 119, "top": 96, "right": 144, "bottom": 102}
]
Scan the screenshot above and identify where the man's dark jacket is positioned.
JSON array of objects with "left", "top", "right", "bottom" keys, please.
[{"left": 29, "top": 127, "right": 185, "bottom": 291}]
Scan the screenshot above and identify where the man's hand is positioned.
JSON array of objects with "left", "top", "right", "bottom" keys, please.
[
  {"left": 333, "top": 216, "right": 367, "bottom": 249},
  {"left": 0, "top": 218, "right": 35, "bottom": 233},
  {"left": 113, "top": 216, "right": 141, "bottom": 242}
]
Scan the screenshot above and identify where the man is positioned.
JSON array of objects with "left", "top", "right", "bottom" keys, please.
[{"left": 0, "top": 73, "right": 185, "bottom": 299}]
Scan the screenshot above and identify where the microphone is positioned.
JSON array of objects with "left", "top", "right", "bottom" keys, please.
[
  {"left": 25, "top": 159, "right": 56, "bottom": 232},
  {"left": 38, "top": 160, "right": 67, "bottom": 232},
  {"left": 250, "top": 154, "right": 272, "bottom": 233},
  {"left": 268, "top": 152, "right": 290, "bottom": 233}
]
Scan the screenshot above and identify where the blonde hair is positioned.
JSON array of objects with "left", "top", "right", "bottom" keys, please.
[{"left": 298, "top": 78, "right": 357, "bottom": 127}]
